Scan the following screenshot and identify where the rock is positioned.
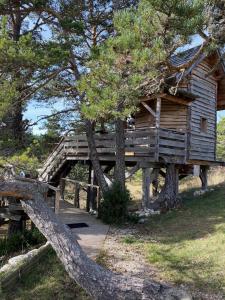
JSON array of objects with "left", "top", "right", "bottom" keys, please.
[
  {"left": 138, "top": 218, "right": 146, "bottom": 224},
  {"left": 193, "top": 188, "right": 214, "bottom": 197},
  {"left": 135, "top": 209, "right": 161, "bottom": 218}
]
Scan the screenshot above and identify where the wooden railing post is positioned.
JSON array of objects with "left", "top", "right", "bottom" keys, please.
[
  {"left": 96, "top": 187, "right": 100, "bottom": 211},
  {"left": 55, "top": 189, "right": 61, "bottom": 214},
  {"left": 74, "top": 183, "right": 80, "bottom": 208}
]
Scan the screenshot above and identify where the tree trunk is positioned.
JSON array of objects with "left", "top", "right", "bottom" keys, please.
[
  {"left": 114, "top": 118, "right": 126, "bottom": 190},
  {"left": 85, "top": 120, "right": 109, "bottom": 194},
  {"left": 151, "top": 164, "right": 179, "bottom": 211},
  {"left": 0, "top": 180, "right": 191, "bottom": 300}
]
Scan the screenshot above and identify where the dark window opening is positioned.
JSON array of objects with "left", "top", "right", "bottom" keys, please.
[{"left": 200, "top": 117, "right": 208, "bottom": 133}]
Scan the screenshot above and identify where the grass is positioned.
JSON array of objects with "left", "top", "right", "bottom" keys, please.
[
  {"left": 128, "top": 185, "right": 225, "bottom": 295},
  {"left": 4, "top": 169, "right": 225, "bottom": 298},
  {"left": 4, "top": 249, "right": 89, "bottom": 300}
]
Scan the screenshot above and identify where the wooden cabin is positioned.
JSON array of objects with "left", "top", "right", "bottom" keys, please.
[
  {"left": 39, "top": 46, "right": 225, "bottom": 190},
  {"left": 134, "top": 46, "right": 225, "bottom": 165}
]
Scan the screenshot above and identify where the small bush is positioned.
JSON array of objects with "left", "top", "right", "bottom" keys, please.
[
  {"left": 0, "top": 228, "right": 46, "bottom": 257},
  {"left": 99, "top": 182, "right": 131, "bottom": 224}
]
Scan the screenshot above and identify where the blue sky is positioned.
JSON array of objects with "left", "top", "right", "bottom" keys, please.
[{"left": 24, "top": 34, "right": 225, "bottom": 135}]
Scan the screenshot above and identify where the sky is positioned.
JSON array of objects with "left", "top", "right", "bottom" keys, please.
[{"left": 24, "top": 34, "right": 225, "bottom": 135}]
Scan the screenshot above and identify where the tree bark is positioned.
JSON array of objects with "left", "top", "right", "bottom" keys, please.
[
  {"left": 85, "top": 120, "right": 109, "bottom": 194},
  {"left": 151, "top": 164, "right": 179, "bottom": 211},
  {"left": 0, "top": 179, "right": 191, "bottom": 300},
  {"left": 114, "top": 118, "right": 126, "bottom": 190}
]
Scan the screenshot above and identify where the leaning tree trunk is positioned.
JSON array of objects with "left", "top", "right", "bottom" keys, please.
[
  {"left": 151, "top": 164, "right": 179, "bottom": 211},
  {"left": 85, "top": 120, "right": 109, "bottom": 194},
  {"left": 0, "top": 179, "right": 191, "bottom": 300},
  {"left": 114, "top": 118, "right": 126, "bottom": 190}
]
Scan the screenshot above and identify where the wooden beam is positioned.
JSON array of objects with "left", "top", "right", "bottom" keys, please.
[
  {"left": 162, "top": 95, "right": 191, "bottom": 106},
  {"left": 142, "top": 167, "right": 151, "bottom": 209},
  {"left": 125, "top": 163, "right": 140, "bottom": 180},
  {"left": 141, "top": 102, "right": 156, "bottom": 118},
  {"left": 155, "top": 97, "right": 161, "bottom": 128},
  {"left": 55, "top": 189, "right": 61, "bottom": 214}
]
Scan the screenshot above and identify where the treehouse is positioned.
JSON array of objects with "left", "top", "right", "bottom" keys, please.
[{"left": 39, "top": 46, "right": 225, "bottom": 210}]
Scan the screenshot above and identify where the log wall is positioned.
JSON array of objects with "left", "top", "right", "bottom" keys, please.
[
  {"left": 135, "top": 100, "right": 188, "bottom": 131},
  {"left": 189, "top": 61, "right": 217, "bottom": 161},
  {"left": 135, "top": 102, "right": 155, "bottom": 128},
  {"left": 160, "top": 100, "right": 187, "bottom": 131}
]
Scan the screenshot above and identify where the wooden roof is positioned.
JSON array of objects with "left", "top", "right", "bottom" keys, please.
[
  {"left": 172, "top": 46, "right": 225, "bottom": 110},
  {"left": 141, "top": 45, "right": 225, "bottom": 109}
]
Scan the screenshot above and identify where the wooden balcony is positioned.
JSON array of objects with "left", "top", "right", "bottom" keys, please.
[
  {"left": 64, "top": 127, "right": 187, "bottom": 163},
  {"left": 39, "top": 127, "right": 187, "bottom": 182}
]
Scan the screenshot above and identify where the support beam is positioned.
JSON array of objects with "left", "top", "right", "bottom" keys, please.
[
  {"left": 142, "top": 168, "right": 151, "bottom": 209},
  {"left": 59, "top": 177, "right": 66, "bottom": 201},
  {"left": 155, "top": 97, "right": 161, "bottom": 128},
  {"left": 55, "top": 189, "right": 61, "bottom": 214},
  {"left": 125, "top": 163, "right": 140, "bottom": 180},
  {"left": 199, "top": 166, "right": 209, "bottom": 191},
  {"left": 74, "top": 183, "right": 80, "bottom": 208},
  {"left": 150, "top": 168, "right": 160, "bottom": 197},
  {"left": 141, "top": 102, "right": 156, "bottom": 117}
]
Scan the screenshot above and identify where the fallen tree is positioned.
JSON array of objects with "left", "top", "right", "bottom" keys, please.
[{"left": 0, "top": 178, "right": 191, "bottom": 300}]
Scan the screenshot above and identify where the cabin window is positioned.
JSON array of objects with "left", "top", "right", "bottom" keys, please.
[{"left": 200, "top": 117, "right": 208, "bottom": 133}]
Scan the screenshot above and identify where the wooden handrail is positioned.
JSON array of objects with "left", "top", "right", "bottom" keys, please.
[{"left": 62, "top": 178, "right": 100, "bottom": 190}]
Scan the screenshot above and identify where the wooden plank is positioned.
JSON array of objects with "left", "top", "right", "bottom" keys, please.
[
  {"left": 159, "top": 147, "right": 185, "bottom": 156},
  {"left": 55, "top": 189, "right": 61, "bottom": 214},
  {"left": 159, "top": 130, "right": 186, "bottom": 141},
  {"left": 159, "top": 139, "right": 185, "bottom": 148},
  {"left": 156, "top": 97, "right": 161, "bottom": 128},
  {"left": 141, "top": 102, "right": 156, "bottom": 117}
]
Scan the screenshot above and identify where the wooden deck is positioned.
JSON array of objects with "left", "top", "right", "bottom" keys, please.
[{"left": 39, "top": 127, "right": 187, "bottom": 183}]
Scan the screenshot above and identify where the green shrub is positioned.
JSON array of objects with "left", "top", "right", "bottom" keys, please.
[
  {"left": 99, "top": 182, "right": 131, "bottom": 224},
  {"left": 0, "top": 228, "right": 46, "bottom": 257}
]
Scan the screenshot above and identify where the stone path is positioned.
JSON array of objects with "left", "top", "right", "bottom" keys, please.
[{"left": 56, "top": 201, "right": 109, "bottom": 259}]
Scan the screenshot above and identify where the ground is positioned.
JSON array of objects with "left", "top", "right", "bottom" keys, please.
[
  {"left": 4, "top": 170, "right": 225, "bottom": 299},
  {"left": 102, "top": 185, "right": 225, "bottom": 300}
]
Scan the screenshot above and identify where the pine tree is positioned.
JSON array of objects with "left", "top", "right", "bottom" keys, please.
[{"left": 78, "top": 0, "right": 205, "bottom": 189}]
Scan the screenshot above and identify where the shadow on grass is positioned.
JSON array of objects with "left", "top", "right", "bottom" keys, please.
[{"left": 140, "top": 184, "right": 225, "bottom": 244}]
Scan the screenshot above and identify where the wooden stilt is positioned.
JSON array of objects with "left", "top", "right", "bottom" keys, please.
[
  {"left": 200, "top": 166, "right": 209, "bottom": 191},
  {"left": 55, "top": 189, "right": 61, "bottom": 214},
  {"left": 142, "top": 167, "right": 151, "bottom": 209},
  {"left": 59, "top": 178, "right": 66, "bottom": 201},
  {"left": 74, "top": 183, "right": 80, "bottom": 208},
  {"left": 150, "top": 168, "right": 160, "bottom": 197}
]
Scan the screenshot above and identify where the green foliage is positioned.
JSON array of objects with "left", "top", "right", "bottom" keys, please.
[
  {"left": 69, "top": 163, "right": 88, "bottom": 182},
  {"left": 123, "top": 235, "right": 139, "bottom": 244},
  {"left": 78, "top": 0, "right": 205, "bottom": 122},
  {"left": 0, "top": 148, "right": 40, "bottom": 177},
  {"left": 0, "top": 228, "right": 46, "bottom": 257},
  {"left": 99, "top": 182, "right": 131, "bottom": 224},
  {"left": 217, "top": 117, "right": 225, "bottom": 160}
]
